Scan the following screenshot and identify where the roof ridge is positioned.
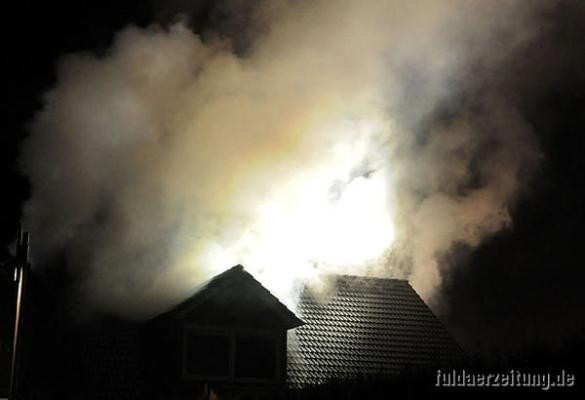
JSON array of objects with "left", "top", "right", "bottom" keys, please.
[
  {"left": 333, "top": 273, "right": 407, "bottom": 283},
  {"left": 152, "top": 264, "right": 245, "bottom": 319},
  {"left": 150, "top": 264, "right": 303, "bottom": 329}
]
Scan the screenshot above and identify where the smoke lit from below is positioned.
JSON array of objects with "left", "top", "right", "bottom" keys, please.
[
  {"left": 19, "top": 0, "right": 543, "bottom": 318},
  {"left": 199, "top": 117, "right": 396, "bottom": 302}
]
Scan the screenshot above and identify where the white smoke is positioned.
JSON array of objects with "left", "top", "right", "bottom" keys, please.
[{"left": 21, "top": 0, "right": 544, "bottom": 318}]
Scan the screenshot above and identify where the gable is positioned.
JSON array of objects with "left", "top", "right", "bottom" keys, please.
[
  {"left": 153, "top": 265, "right": 303, "bottom": 330},
  {"left": 180, "top": 279, "right": 296, "bottom": 328}
]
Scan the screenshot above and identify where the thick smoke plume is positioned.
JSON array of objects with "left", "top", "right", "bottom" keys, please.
[{"left": 21, "top": 0, "right": 544, "bottom": 318}]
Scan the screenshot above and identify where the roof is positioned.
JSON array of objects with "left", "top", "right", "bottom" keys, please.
[
  {"left": 153, "top": 265, "right": 304, "bottom": 330},
  {"left": 287, "top": 274, "right": 466, "bottom": 387}
]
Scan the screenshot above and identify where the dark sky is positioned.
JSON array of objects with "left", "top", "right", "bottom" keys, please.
[
  {"left": 1, "top": 0, "right": 149, "bottom": 250},
  {"left": 437, "top": 2, "right": 585, "bottom": 356},
  {"left": 1, "top": 0, "right": 585, "bottom": 360}
]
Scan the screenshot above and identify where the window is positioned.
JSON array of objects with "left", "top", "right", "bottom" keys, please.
[
  {"left": 183, "top": 325, "right": 280, "bottom": 382},
  {"left": 184, "top": 331, "right": 230, "bottom": 378},
  {"left": 234, "top": 334, "right": 276, "bottom": 380}
]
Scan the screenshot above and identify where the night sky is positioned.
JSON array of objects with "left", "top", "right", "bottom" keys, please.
[
  {"left": 2, "top": 0, "right": 585, "bottom": 364},
  {"left": 433, "top": 2, "right": 585, "bottom": 355},
  {"left": 438, "top": 2, "right": 585, "bottom": 355}
]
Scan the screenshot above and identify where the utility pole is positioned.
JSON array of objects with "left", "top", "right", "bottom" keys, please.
[{"left": 8, "top": 228, "right": 29, "bottom": 400}]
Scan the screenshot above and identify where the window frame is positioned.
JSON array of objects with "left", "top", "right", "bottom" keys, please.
[
  {"left": 182, "top": 324, "right": 282, "bottom": 383},
  {"left": 182, "top": 325, "right": 232, "bottom": 381}
]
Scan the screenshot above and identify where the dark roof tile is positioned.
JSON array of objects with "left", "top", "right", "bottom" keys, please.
[{"left": 287, "top": 274, "right": 465, "bottom": 387}]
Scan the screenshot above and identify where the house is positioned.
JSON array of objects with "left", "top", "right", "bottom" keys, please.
[
  {"left": 12, "top": 265, "right": 464, "bottom": 399},
  {"left": 144, "top": 264, "right": 304, "bottom": 400},
  {"left": 143, "top": 265, "right": 464, "bottom": 397}
]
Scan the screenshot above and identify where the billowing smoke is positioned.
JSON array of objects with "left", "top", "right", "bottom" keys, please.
[{"left": 21, "top": 0, "right": 544, "bottom": 318}]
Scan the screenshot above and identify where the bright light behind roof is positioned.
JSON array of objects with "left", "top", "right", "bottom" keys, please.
[{"left": 201, "top": 115, "right": 395, "bottom": 305}]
